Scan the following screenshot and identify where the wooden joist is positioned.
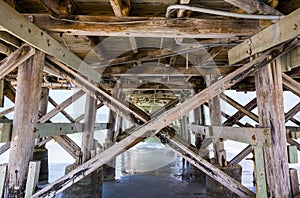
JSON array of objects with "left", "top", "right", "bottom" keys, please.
[
  {"left": 0, "top": 1, "right": 100, "bottom": 82},
  {"left": 228, "top": 8, "right": 300, "bottom": 64},
  {"left": 24, "top": 14, "right": 262, "bottom": 38},
  {"left": 32, "top": 35, "right": 297, "bottom": 198}
]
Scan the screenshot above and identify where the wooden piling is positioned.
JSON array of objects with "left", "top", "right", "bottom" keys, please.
[
  {"left": 255, "top": 60, "right": 291, "bottom": 197},
  {"left": 81, "top": 94, "right": 97, "bottom": 163},
  {"left": 5, "top": 50, "right": 44, "bottom": 197},
  {"left": 206, "top": 74, "right": 227, "bottom": 166}
]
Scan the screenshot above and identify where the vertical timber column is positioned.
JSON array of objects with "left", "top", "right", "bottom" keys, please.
[
  {"left": 255, "top": 60, "right": 291, "bottom": 197},
  {"left": 63, "top": 94, "right": 102, "bottom": 198},
  {"left": 81, "top": 94, "right": 97, "bottom": 163},
  {"left": 33, "top": 87, "right": 49, "bottom": 184},
  {"left": 5, "top": 50, "right": 44, "bottom": 197},
  {"left": 205, "top": 75, "right": 226, "bottom": 166},
  {"left": 103, "top": 109, "right": 116, "bottom": 181}
]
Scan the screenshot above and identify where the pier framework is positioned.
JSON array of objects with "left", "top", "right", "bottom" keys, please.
[{"left": 0, "top": 0, "right": 299, "bottom": 197}]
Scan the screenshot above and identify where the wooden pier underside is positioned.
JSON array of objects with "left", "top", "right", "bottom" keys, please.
[{"left": 0, "top": 0, "right": 300, "bottom": 197}]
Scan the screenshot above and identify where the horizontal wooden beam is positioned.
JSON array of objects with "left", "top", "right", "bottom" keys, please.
[
  {"left": 0, "top": 123, "right": 108, "bottom": 143},
  {"left": 228, "top": 8, "right": 300, "bottom": 64},
  {"left": 24, "top": 14, "right": 262, "bottom": 38},
  {"left": 99, "top": 64, "right": 235, "bottom": 77},
  {"left": 189, "top": 125, "right": 270, "bottom": 146},
  {"left": 0, "top": 1, "right": 100, "bottom": 82},
  {"left": 32, "top": 32, "right": 296, "bottom": 198}
]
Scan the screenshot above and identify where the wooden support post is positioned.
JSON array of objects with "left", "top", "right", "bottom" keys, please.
[
  {"left": 289, "top": 168, "right": 299, "bottom": 197},
  {"left": 206, "top": 74, "right": 226, "bottom": 166},
  {"left": 0, "top": 164, "right": 7, "bottom": 198},
  {"left": 255, "top": 60, "right": 291, "bottom": 197},
  {"left": 253, "top": 146, "right": 267, "bottom": 198},
  {"left": 24, "top": 161, "right": 41, "bottom": 198},
  {"left": 5, "top": 50, "right": 44, "bottom": 197},
  {"left": 0, "top": 79, "right": 4, "bottom": 107},
  {"left": 107, "top": 109, "right": 116, "bottom": 144},
  {"left": 81, "top": 94, "right": 97, "bottom": 163}
]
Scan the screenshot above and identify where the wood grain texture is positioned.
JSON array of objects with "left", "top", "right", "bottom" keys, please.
[
  {"left": 6, "top": 50, "right": 44, "bottom": 197},
  {"left": 255, "top": 60, "right": 291, "bottom": 197}
]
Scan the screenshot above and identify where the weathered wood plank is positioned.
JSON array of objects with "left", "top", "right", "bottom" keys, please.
[
  {"left": 289, "top": 168, "right": 300, "bottom": 197},
  {"left": 223, "top": 98, "right": 257, "bottom": 126},
  {"left": 0, "top": 32, "right": 21, "bottom": 48},
  {"left": 48, "top": 96, "right": 75, "bottom": 123},
  {"left": 110, "top": 0, "right": 131, "bottom": 17},
  {"left": 229, "top": 145, "right": 253, "bottom": 165},
  {"left": 282, "top": 73, "right": 300, "bottom": 97},
  {"left": 285, "top": 102, "right": 300, "bottom": 122},
  {"left": 24, "top": 14, "right": 262, "bottom": 38},
  {"left": 189, "top": 125, "right": 270, "bottom": 146},
  {"left": 81, "top": 94, "right": 97, "bottom": 163},
  {"left": 224, "top": 0, "right": 283, "bottom": 15},
  {"left": 0, "top": 44, "right": 35, "bottom": 80},
  {"left": 0, "top": 142, "right": 10, "bottom": 155},
  {"left": 0, "top": 123, "right": 12, "bottom": 142},
  {"left": 38, "top": 90, "right": 84, "bottom": 123},
  {"left": 0, "top": 123, "right": 108, "bottom": 143},
  {"left": 37, "top": 0, "right": 71, "bottom": 15},
  {"left": 206, "top": 74, "right": 226, "bottom": 166},
  {"left": 221, "top": 93, "right": 258, "bottom": 122},
  {"left": 228, "top": 8, "right": 300, "bottom": 64},
  {"left": 0, "top": 164, "right": 7, "bottom": 198},
  {"left": 0, "top": 1, "right": 100, "bottom": 82},
  {"left": 24, "top": 161, "right": 41, "bottom": 198},
  {"left": 31, "top": 33, "right": 296, "bottom": 198},
  {"left": 255, "top": 59, "right": 291, "bottom": 197},
  {"left": 6, "top": 50, "right": 44, "bottom": 196},
  {"left": 53, "top": 135, "right": 82, "bottom": 162},
  {"left": 253, "top": 146, "right": 268, "bottom": 198}
]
